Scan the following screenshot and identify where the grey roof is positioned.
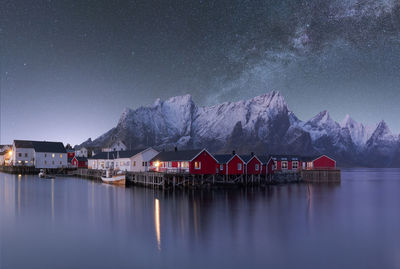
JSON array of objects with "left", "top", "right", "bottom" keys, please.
[
  {"left": 269, "top": 155, "right": 301, "bottom": 161},
  {"left": 240, "top": 155, "right": 258, "bottom": 163},
  {"left": 88, "top": 149, "right": 145, "bottom": 160},
  {"left": 214, "top": 154, "right": 235, "bottom": 164},
  {"left": 14, "top": 140, "right": 66, "bottom": 153},
  {"left": 257, "top": 155, "right": 271, "bottom": 164},
  {"left": 75, "top": 157, "right": 88, "bottom": 162},
  {"left": 32, "top": 141, "right": 67, "bottom": 153},
  {"left": 150, "top": 149, "right": 202, "bottom": 162},
  {"left": 301, "top": 156, "right": 322, "bottom": 162},
  {"left": 14, "top": 140, "right": 34, "bottom": 148}
]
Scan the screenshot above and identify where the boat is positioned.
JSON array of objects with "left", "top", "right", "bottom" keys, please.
[
  {"left": 101, "top": 169, "right": 126, "bottom": 186},
  {"left": 38, "top": 169, "right": 55, "bottom": 179}
]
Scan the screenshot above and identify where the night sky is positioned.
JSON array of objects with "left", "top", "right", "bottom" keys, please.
[{"left": 1, "top": 0, "right": 399, "bottom": 145}]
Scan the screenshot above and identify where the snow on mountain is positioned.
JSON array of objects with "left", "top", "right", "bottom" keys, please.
[
  {"left": 341, "top": 114, "right": 374, "bottom": 147},
  {"left": 81, "top": 91, "right": 400, "bottom": 167}
]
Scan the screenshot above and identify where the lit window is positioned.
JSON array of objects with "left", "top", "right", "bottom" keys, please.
[
  {"left": 60, "top": 154, "right": 62, "bottom": 158},
  {"left": 195, "top": 162, "right": 201, "bottom": 169},
  {"left": 292, "top": 161, "right": 298, "bottom": 169},
  {"left": 220, "top": 164, "right": 223, "bottom": 171},
  {"left": 255, "top": 164, "right": 259, "bottom": 171},
  {"left": 238, "top": 163, "right": 242, "bottom": 170},
  {"left": 52, "top": 154, "right": 55, "bottom": 158},
  {"left": 18, "top": 160, "right": 21, "bottom": 163},
  {"left": 282, "top": 161, "right": 288, "bottom": 169},
  {"left": 25, "top": 160, "right": 28, "bottom": 163}
]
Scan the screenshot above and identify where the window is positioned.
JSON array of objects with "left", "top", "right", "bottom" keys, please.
[
  {"left": 292, "top": 161, "right": 298, "bottom": 169},
  {"left": 195, "top": 161, "right": 201, "bottom": 169},
  {"left": 18, "top": 160, "right": 21, "bottom": 164},
  {"left": 18, "top": 153, "right": 22, "bottom": 157},
  {"left": 220, "top": 164, "right": 223, "bottom": 171},
  {"left": 282, "top": 161, "right": 288, "bottom": 169},
  {"left": 45, "top": 154, "right": 47, "bottom": 157},
  {"left": 52, "top": 161, "right": 54, "bottom": 165},
  {"left": 60, "top": 154, "right": 63, "bottom": 158},
  {"left": 274, "top": 161, "right": 277, "bottom": 170},
  {"left": 255, "top": 164, "right": 259, "bottom": 171},
  {"left": 25, "top": 153, "right": 28, "bottom": 157},
  {"left": 133, "top": 161, "right": 136, "bottom": 166},
  {"left": 59, "top": 161, "right": 62, "bottom": 164},
  {"left": 25, "top": 160, "right": 28, "bottom": 163},
  {"left": 44, "top": 161, "right": 47, "bottom": 165},
  {"left": 238, "top": 163, "right": 242, "bottom": 170},
  {"left": 52, "top": 154, "right": 55, "bottom": 158}
]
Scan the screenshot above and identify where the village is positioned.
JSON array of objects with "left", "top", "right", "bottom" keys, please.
[{"left": 0, "top": 139, "right": 340, "bottom": 187}]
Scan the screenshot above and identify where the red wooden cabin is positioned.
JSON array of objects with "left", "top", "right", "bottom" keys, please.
[
  {"left": 214, "top": 153, "right": 245, "bottom": 175},
  {"left": 72, "top": 156, "right": 88, "bottom": 168},
  {"left": 302, "top": 155, "right": 336, "bottom": 170},
  {"left": 240, "top": 155, "right": 263, "bottom": 175},
  {"left": 149, "top": 149, "right": 218, "bottom": 174},
  {"left": 267, "top": 155, "right": 302, "bottom": 174}
]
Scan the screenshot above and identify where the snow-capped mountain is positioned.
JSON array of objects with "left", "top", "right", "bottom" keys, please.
[{"left": 81, "top": 91, "right": 400, "bottom": 167}]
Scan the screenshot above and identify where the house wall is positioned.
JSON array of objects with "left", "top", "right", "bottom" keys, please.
[
  {"left": 227, "top": 155, "right": 244, "bottom": 175},
  {"left": 313, "top": 156, "right": 336, "bottom": 169},
  {"left": 246, "top": 157, "right": 262, "bottom": 175},
  {"left": 189, "top": 150, "right": 218, "bottom": 174},
  {"left": 75, "top": 148, "right": 88, "bottom": 157},
  {"left": 35, "top": 152, "right": 68, "bottom": 169},
  {"left": 12, "top": 146, "right": 35, "bottom": 166},
  {"left": 217, "top": 163, "right": 226, "bottom": 175}
]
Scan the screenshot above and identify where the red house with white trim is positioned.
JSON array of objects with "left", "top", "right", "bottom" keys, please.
[
  {"left": 302, "top": 155, "right": 336, "bottom": 170},
  {"left": 149, "top": 149, "right": 218, "bottom": 174},
  {"left": 265, "top": 155, "right": 302, "bottom": 174},
  {"left": 240, "top": 155, "right": 263, "bottom": 175},
  {"left": 214, "top": 153, "right": 245, "bottom": 175},
  {"left": 72, "top": 156, "right": 88, "bottom": 168}
]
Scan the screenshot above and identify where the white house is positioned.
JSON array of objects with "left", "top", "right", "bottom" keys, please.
[
  {"left": 88, "top": 148, "right": 159, "bottom": 172},
  {"left": 12, "top": 140, "right": 67, "bottom": 168},
  {"left": 13, "top": 140, "right": 36, "bottom": 166},
  {"left": 75, "top": 146, "right": 90, "bottom": 157},
  {"left": 102, "top": 140, "right": 127, "bottom": 152},
  {"left": 33, "top": 141, "right": 68, "bottom": 169}
]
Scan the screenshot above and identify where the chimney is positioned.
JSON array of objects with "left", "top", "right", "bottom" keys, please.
[
  {"left": 232, "top": 150, "right": 236, "bottom": 155},
  {"left": 174, "top": 147, "right": 178, "bottom": 152},
  {"left": 251, "top": 152, "right": 254, "bottom": 156}
]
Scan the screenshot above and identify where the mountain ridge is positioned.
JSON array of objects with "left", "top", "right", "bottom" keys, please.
[{"left": 80, "top": 91, "right": 400, "bottom": 167}]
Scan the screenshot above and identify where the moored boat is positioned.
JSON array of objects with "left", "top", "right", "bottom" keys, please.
[{"left": 101, "top": 169, "right": 126, "bottom": 186}]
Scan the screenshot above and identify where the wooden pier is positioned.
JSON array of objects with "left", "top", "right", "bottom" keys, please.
[
  {"left": 0, "top": 166, "right": 341, "bottom": 187},
  {"left": 301, "top": 169, "right": 341, "bottom": 183}
]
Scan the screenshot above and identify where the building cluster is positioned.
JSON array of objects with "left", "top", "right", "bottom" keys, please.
[
  {"left": 0, "top": 138, "right": 336, "bottom": 174},
  {"left": 147, "top": 148, "right": 336, "bottom": 176}
]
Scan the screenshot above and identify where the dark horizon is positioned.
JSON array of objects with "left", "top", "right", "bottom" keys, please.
[{"left": 1, "top": 1, "right": 399, "bottom": 145}]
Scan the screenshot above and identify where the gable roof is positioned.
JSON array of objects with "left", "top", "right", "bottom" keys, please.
[
  {"left": 14, "top": 140, "right": 34, "bottom": 148},
  {"left": 14, "top": 140, "right": 66, "bottom": 153},
  {"left": 32, "top": 141, "right": 67, "bottom": 153},
  {"left": 150, "top": 149, "right": 202, "bottom": 162},
  {"left": 301, "top": 155, "right": 335, "bottom": 163},
  {"left": 214, "top": 154, "right": 245, "bottom": 164},
  {"left": 88, "top": 149, "right": 146, "bottom": 160}
]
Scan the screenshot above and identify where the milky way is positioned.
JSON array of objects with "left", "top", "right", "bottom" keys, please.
[{"left": 1, "top": 0, "right": 399, "bottom": 144}]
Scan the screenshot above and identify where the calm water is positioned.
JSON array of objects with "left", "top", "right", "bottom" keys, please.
[{"left": 0, "top": 169, "right": 399, "bottom": 269}]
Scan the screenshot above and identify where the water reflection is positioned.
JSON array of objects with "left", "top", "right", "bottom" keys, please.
[
  {"left": 0, "top": 170, "right": 398, "bottom": 269},
  {"left": 155, "top": 198, "right": 161, "bottom": 251}
]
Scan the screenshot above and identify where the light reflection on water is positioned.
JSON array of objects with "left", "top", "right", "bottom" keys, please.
[{"left": 0, "top": 169, "right": 399, "bottom": 268}]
